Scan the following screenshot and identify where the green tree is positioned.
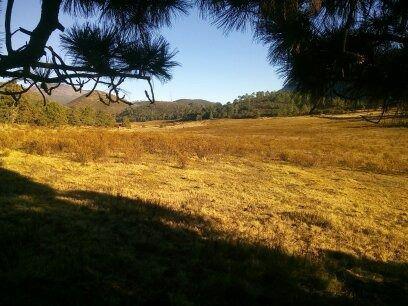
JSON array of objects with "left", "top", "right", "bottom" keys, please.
[
  {"left": 79, "top": 107, "right": 96, "bottom": 126},
  {"left": 95, "top": 111, "right": 115, "bottom": 127},
  {"left": 0, "top": 102, "right": 17, "bottom": 124},
  {"left": 122, "top": 116, "right": 132, "bottom": 129},
  {"left": 67, "top": 108, "right": 82, "bottom": 126},
  {"left": 0, "top": 83, "right": 25, "bottom": 123},
  {"left": 16, "top": 100, "right": 46, "bottom": 125},
  {"left": 43, "top": 102, "right": 68, "bottom": 126},
  {"left": 0, "top": 97, "right": 17, "bottom": 124}
]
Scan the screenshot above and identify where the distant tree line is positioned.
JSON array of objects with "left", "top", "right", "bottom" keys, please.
[
  {"left": 118, "top": 91, "right": 373, "bottom": 123},
  {"left": 0, "top": 84, "right": 115, "bottom": 127},
  {"left": 0, "top": 82, "right": 387, "bottom": 126}
]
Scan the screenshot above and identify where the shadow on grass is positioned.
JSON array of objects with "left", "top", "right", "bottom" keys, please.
[{"left": 0, "top": 168, "right": 406, "bottom": 306}]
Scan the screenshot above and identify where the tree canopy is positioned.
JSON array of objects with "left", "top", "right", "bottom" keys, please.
[
  {"left": 0, "top": 0, "right": 189, "bottom": 104},
  {"left": 199, "top": 0, "right": 408, "bottom": 112}
]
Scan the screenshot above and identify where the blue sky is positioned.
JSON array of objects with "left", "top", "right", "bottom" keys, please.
[{"left": 2, "top": 1, "right": 283, "bottom": 103}]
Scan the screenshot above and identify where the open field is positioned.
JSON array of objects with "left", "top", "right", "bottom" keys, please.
[{"left": 0, "top": 116, "right": 407, "bottom": 305}]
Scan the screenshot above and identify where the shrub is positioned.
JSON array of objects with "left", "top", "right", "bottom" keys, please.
[
  {"left": 43, "top": 102, "right": 68, "bottom": 126},
  {"left": 23, "top": 140, "right": 49, "bottom": 155},
  {"left": 68, "top": 108, "right": 82, "bottom": 126},
  {"left": 175, "top": 151, "right": 189, "bottom": 169},
  {"left": 79, "top": 106, "right": 96, "bottom": 126},
  {"left": 122, "top": 116, "right": 132, "bottom": 128},
  {"left": 16, "top": 100, "right": 46, "bottom": 125},
  {"left": 0, "top": 104, "right": 17, "bottom": 123},
  {"left": 72, "top": 133, "right": 110, "bottom": 163},
  {"left": 95, "top": 111, "right": 115, "bottom": 127}
]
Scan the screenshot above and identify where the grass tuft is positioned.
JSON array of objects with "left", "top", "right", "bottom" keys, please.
[{"left": 282, "top": 211, "right": 333, "bottom": 229}]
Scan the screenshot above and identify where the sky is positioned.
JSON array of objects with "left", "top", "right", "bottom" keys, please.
[{"left": 1, "top": 1, "right": 284, "bottom": 103}]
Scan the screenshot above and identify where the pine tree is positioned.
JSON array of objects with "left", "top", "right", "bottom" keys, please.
[
  {"left": 0, "top": 0, "right": 188, "bottom": 104},
  {"left": 200, "top": 0, "right": 408, "bottom": 113}
]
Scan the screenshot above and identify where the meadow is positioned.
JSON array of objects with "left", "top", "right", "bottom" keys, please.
[{"left": 0, "top": 115, "right": 407, "bottom": 305}]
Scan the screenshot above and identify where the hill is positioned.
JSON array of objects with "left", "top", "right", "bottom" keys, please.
[
  {"left": 119, "top": 99, "right": 219, "bottom": 121},
  {"left": 67, "top": 91, "right": 130, "bottom": 115},
  {"left": 173, "top": 98, "right": 215, "bottom": 106},
  {"left": 118, "top": 91, "right": 314, "bottom": 122},
  {"left": 27, "top": 83, "right": 88, "bottom": 105}
]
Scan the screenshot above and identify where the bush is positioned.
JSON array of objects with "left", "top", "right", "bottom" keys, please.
[
  {"left": 175, "top": 151, "right": 189, "bottom": 169},
  {"left": 95, "top": 111, "right": 115, "bottom": 127},
  {"left": 43, "top": 102, "right": 68, "bottom": 126},
  {"left": 78, "top": 106, "right": 96, "bottom": 126},
  {"left": 72, "top": 133, "right": 110, "bottom": 163},
  {"left": 68, "top": 108, "right": 82, "bottom": 126},
  {"left": 122, "top": 116, "right": 132, "bottom": 128},
  {"left": 16, "top": 100, "right": 47, "bottom": 125},
  {"left": 0, "top": 98, "right": 17, "bottom": 123},
  {"left": 13, "top": 99, "right": 68, "bottom": 127},
  {"left": 23, "top": 140, "right": 49, "bottom": 155}
]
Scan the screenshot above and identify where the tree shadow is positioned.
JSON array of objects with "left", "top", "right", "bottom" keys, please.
[{"left": 0, "top": 168, "right": 406, "bottom": 306}]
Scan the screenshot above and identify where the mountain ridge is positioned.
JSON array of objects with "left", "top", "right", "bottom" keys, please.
[
  {"left": 67, "top": 90, "right": 131, "bottom": 115},
  {"left": 28, "top": 83, "right": 89, "bottom": 105}
]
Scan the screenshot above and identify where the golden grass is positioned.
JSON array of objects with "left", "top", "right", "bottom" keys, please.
[
  {"left": 1, "top": 149, "right": 406, "bottom": 261},
  {"left": 0, "top": 116, "right": 407, "bottom": 304},
  {"left": 1, "top": 116, "right": 407, "bottom": 173},
  {"left": 1, "top": 116, "right": 407, "bottom": 260}
]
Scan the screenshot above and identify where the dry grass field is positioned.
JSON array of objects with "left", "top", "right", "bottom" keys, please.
[{"left": 0, "top": 116, "right": 407, "bottom": 305}]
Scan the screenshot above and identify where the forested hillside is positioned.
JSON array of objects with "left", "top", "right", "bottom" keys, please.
[
  {"left": 67, "top": 91, "right": 130, "bottom": 115},
  {"left": 0, "top": 83, "right": 115, "bottom": 127},
  {"left": 1, "top": 82, "right": 381, "bottom": 126},
  {"left": 28, "top": 83, "right": 87, "bottom": 105},
  {"left": 119, "top": 91, "right": 372, "bottom": 123}
]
